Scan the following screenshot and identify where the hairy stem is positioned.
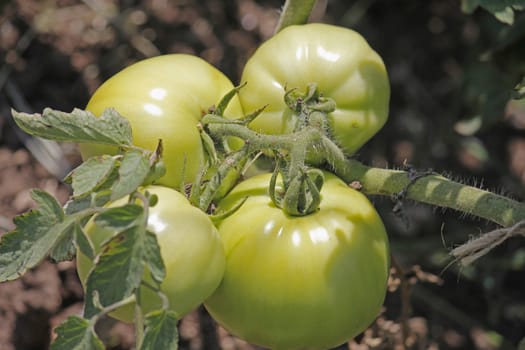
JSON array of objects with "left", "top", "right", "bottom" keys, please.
[
  {"left": 205, "top": 117, "right": 525, "bottom": 227},
  {"left": 206, "top": 122, "right": 322, "bottom": 152},
  {"left": 275, "top": 0, "right": 317, "bottom": 33},
  {"left": 337, "top": 160, "right": 525, "bottom": 227}
]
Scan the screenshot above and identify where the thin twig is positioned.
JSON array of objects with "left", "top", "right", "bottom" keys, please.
[
  {"left": 451, "top": 220, "right": 525, "bottom": 266},
  {"left": 390, "top": 255, "right": 412, "bottom": 348}
]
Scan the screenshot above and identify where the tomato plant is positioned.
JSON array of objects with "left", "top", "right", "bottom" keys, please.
[
  {"left": 79, "top": 54, "right": 244, "bottom": 189},
  {"left": 239, "top": 23, "right": 390, "bottom": 156},
  {"left": 205, "top": 171, "right": 390, "bottom": 350},
  {"left": 76, "top": 185, "right": 226, "bottom": 322},
  {"left": 5, "top": 2, "right": 525, "bottom": 348}
]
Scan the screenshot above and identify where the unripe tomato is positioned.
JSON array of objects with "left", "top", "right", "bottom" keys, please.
[
  {"left": 76, "top": 186, "right": 226, "bottom": 322},
  {"left": 205, "top": 172, "right": 390, "bottom": 350},
  {"left": 239, "top": 23, "right": 390, "bottom": 156},
  {"left": 79, "top": 54, "right": 244, "bottom": 189}
]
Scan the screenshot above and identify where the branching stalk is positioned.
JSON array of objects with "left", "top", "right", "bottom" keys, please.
[
  {"left": 205, "top": 121, "right": 323, "bottom": 153},
  {"left": 204, "top": 118, "right": 525, "bottom": 227}
]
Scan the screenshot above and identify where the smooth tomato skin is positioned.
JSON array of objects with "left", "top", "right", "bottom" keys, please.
[
  {"left": 79, "top": 54, "right": 243, "bottom": 189},
  {"left": 76, "top": 186, "right": 226, "bottom": 322},
  {"left": 204, "top": 172, "right": 390, "bottom": 350},
  {"left": 239, "top": 23, "right": 390, "bottom": 157}
]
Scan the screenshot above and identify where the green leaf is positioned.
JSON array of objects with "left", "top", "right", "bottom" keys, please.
[
  {"left": 0, "top": 190, "right": 87, "bottom": 281},
  {"left": 34, "top": 188, "right": 64, "bottom": 222},
  {"left": 461, "top": 0, "right": 525, "bottom": 24},
  {"left": 49, "top": 224, "right": 76, "bottom": 262},
  {"left": 83, "top": 225, "right": 147, "bottom": 318},
  {"left": 74, "top": 223, "right": 95, "bottom": 261},
  {"left": 214, "top": 84, "right": 245, "bottom": 116},
  {"left": 64, "top": 194, "right": 111, "bottom": 215},
  {"left": 65, "top": 156, "right": 117, "bottom": 199},
  {"left": 50, "top": 316, "right": 104, "bottom": 350},
  {"left": 144, "top": 231, "right": 166, "bottom": 286},
  {"left": 513, "top": 76, "right": 525, "bottom": 99},
  {"left": 140, "top": 310, "right": 179, "bottom": 350},
  {"left": 12, "top": 107, "right": 132, "bottom": 146},
  {"left": 111, "top": 150, "right": 151, "bottom": 201},
  {"left": 95, "top": 204, "right": 144, "bottom": 231},
  {"left": 65, "top": 196, "right": 93, "bottom": 215}
]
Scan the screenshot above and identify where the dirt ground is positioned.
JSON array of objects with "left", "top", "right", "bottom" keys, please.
[{"left": 1, "top": 1, "right": 525, "bottom": 349}]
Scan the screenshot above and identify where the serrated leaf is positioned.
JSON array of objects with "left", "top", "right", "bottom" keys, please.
[
  {"left": 83, "top": 226, "right": 147, "bottom": 318},
  {"left": 51, "top": 316, "right": 104, "bottom": 350},
  {"left": 95, "top": 204, "right": 144, "bottom": 231},
  {"left": 65, "top": 156, "right": 117, "bottom": 199},
  {"left": 12, "top": 107, "right": 132, "bottom": 146},
  {"left": 144, "top": 231, "right": 165, "bottom": 286},
  {"left": 33, "top": 189, "right": 64, "bottom": 222},
  {"left": 111, "top": 150, "right": 151, "bottom": 201},
  {"left": 0, "top": 190, "right": 88, "bottom": 281},
  {"left": 141, "top": 310, "right": 179, "bottom": 350}
]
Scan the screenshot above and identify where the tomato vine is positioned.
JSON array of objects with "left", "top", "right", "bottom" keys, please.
[{"left": 1, "top": 0, "right": 525, "bottom": 349}]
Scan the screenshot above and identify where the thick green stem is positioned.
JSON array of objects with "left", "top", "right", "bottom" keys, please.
[
  {"left": 337, "top": 160, "right": 525, "bottom": 227},
  {"left": 275, "top": 0, "right": 317, "bottom": 33},
  {"left": 204, "top": 117, "right": 525, "bottom": 227}
]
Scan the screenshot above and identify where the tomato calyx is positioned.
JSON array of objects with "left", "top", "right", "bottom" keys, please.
[
  {"left": 284, "top": 82, "right": 336, "bottom": 133},
  {"left": 196, "top": 84, "right": 350, "bottom": 216},
  {"left": 269, "top": 164, "right": 324, "bottom": 216}
]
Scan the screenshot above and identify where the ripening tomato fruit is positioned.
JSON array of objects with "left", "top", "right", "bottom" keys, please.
[
  {"left": 239, "top": 23, "right": 390, "bottom": 157},
  {"left": 76, "top": 185, "right": 226, "bottom": 322},
  {"left": 205, "top": 172, "right": 390, "bottom": 350},
  {"left": 79, "top": 54, "right": 244, "bottom": 189}
]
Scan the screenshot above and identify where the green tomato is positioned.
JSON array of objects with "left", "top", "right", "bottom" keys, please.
[
  {"left": 205, "top": 172, "right": 390, "bottom": 350},
  {"left": 76, "top": 185, "right": 225, "bottom": 322},
  {"left": 239, "top": 23, "right": 390, "bottom": 156},
  {"left": 79, "top": 54, "right": 244, "bottom": 189}
]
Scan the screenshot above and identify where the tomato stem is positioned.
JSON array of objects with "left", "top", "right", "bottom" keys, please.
[
  {"left": 336, "top": 159, "right": 525, "bottom": 227},
  {"left": 274, "top": 0, "right": 318, "bottom": 33},
  {"left": 203, "top": 112, "right": 525, "bottom": 226}
]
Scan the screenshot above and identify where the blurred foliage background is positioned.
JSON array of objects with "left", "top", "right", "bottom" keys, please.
[{"left": 1, "top": 0, "right": 525, "bottom": 349}]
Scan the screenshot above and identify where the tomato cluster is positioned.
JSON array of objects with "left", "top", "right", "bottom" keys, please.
[{"left": 78, "top": 23, "right": 390, "bottom": 349}]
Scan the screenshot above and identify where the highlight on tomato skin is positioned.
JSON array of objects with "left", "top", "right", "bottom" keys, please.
[
  {"left": 76, "top": 185, "right": 226, "bottom": 322},
  {"left": 238, "top": 23, "right": 390, "bottom": 158},
  {"left": 205, "top": 171, "right": 390, "bottom": 350},
  {"left": 79, "top": 54, "right": 244, "bottom": 190}
]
